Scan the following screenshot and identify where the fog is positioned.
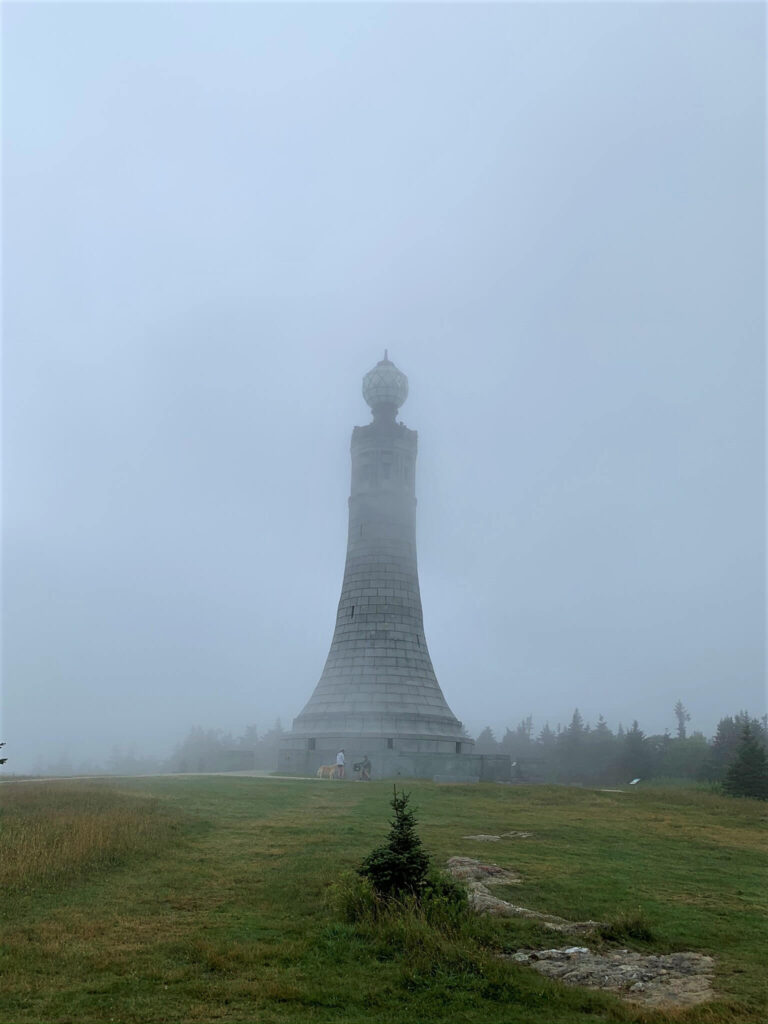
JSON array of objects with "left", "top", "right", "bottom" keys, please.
[{"left": 2, "top": 2, "right": 765, "bottom": 772}]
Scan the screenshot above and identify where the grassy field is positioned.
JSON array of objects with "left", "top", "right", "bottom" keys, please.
[{"left": 1, "top": 776, "right": 766, "bottom": 1023}]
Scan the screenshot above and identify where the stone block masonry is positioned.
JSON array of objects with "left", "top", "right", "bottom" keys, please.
[{"left": 279, "top": 355, "right": 509, "bottom": 782}]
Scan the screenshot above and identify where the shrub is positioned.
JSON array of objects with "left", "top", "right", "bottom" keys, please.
[
  {"left": 423, "top": 866, "right": 468, "bottom": 908},
  {"left": 330, "top": 868, "right": 469, "bottom": 938},
  {"left": 419, "top": 868, "right": 469, "bottom": 930},
  {"left": 330, "top": 872, "right": 383, "bottom": 923},
  {"left": 598, "top": 909, "right": 655, "bottom": 943}
]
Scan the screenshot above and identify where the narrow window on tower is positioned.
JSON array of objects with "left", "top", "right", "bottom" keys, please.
[
  {"left": 455, "top": 742, "right": 462, "bottom": 754},
  {"left": 350, "top": 605, "right": 355, "bottom": 619},
  {"left": 308, "top": 738, "right": 316, "bottom": 751},
  {"left": 387, "top": 738, "right": 394, "bottom": 749}
]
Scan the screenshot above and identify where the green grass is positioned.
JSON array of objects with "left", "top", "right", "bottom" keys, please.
[{"left": 1, "top": 777, "right": 766, "bottom": 1023}]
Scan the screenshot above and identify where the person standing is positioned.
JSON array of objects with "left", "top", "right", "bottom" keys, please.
[{"left": 335, "top": 749, "right": 345, "bottom": 779}]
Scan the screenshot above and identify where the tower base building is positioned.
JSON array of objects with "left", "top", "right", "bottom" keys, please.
[{"left": 278, "top": 356, "right": 510, "bottom": 782}]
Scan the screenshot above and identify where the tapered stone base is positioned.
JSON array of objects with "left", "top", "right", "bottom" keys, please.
[{"left": 278, "top": 734, "right": 510, "bottom": 783}]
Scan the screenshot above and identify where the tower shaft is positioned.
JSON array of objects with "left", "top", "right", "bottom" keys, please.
[
  {"left": 279, "top": 356, "right": 476, "bottom": 779},
  {"left": 295, "top": 414, "right": 462, "bottom": 741}
]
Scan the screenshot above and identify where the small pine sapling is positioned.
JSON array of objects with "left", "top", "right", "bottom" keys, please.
[{"left": 359, "top": 787, "right": 431, "bottom": 899}]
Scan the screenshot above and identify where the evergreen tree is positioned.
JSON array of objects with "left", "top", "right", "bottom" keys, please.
[
  {"left": 722, "top": 724, "right": 768, "bottom": 800},
  {"left": 646, "top": 731, "right": 672, "bottom": 777},
  {"left": 557, "top": 708, "right": 590, "bottom": 779},
  {"left": 238, "top": 724, "right": 260, "bottom": 750},
  {"left": 674, "top": 700, "right": 691, "bottom": 740},
  {"left": 168, "top": 727, "right": 234, "bottom": 773},
  {"left": 617, "top": 720, "right": 652, "bottom": 780},
  {"left": 534, "top": 722, "right": 555, "bottom": 777},
  {"left": 658, "top": 731, "right": 709, "bottom": 780},
  {"left": 499, "top": 727, "right": 515, "bottom": 752},
  {"left": 594, "top": 715, "right": 611, "bottom": 737},
  {"left": 500, "top": 717, "right": 534, "bottom": 759},
  {"left": 515, "top": 715, "right": 534, "bottom": 743},
  {"left": 589, "top": 715, "right": 616, "bottom": 781},
  {"left": 567, "top": 708, "right": 585, "bottom": 737},
  {"left": 474, "top": 726, "right": 498, "bottom": 754},
  {"left": 538, "top": 722, "right": 556, "bottom": 746},
  {"left": 256, "top": 719, "right": 285, "bottom": 769},
  {"left": 703, "top": 712, "right": 766, "bottom": 781},
  {"left": 360, "top": 788, "right": 431, "bottom": 898}
]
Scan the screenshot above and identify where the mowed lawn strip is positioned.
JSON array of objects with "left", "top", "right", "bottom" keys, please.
[{"left": 1, "top": 777, "right": 766, "bottom": 1023}]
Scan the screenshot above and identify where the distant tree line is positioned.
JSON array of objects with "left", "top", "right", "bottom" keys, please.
[
  {"left": 161, "top": 721, "right": 286, "bottom": 774},
  {"left": 472, "top": 705, "right": 768, "bottom": 790},
  {"left": 158, "top": 705, "right": 766, "bottom": 792},
  {"left": 26, "top": 706, "right": 767, "bottom": 799},
  {"left": 26, "top": 722, "right": 288, "bottom": 778}
]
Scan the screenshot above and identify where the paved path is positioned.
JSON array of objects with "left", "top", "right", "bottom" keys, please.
[{"left": 0, "top": 771, "right": 326, "bottom": 784}]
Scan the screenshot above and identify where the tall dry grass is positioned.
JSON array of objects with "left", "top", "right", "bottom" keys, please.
[{"left": 0, "top": 782, "right": 180, "bottom": 893}]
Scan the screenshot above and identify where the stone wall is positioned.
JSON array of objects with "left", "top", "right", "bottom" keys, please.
[{"left": 278, "top": 737, "right": 510, "bottom": 783}]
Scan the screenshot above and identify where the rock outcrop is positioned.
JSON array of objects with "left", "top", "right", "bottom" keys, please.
[
  {"left": 506, "top": 947, "right": 715, "bottom": 1008},
  {"left": 445, "top": 857, "right": 603, "bottom": 933}
]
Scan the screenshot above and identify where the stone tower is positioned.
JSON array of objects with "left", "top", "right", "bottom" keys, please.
[{"left": 279, "top": 355, "right": 481, "bottom": 780}]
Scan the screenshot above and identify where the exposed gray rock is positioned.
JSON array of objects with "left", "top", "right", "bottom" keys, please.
[
  {"left": 447, "top": 856, "right": 521, "bottom": 885},
  {"left": 462, "top": 830, "right": 534, "bottom": 841},
  {"left": 445, "top": 857, "right": 603, "bottom": 932},
  {"left": 505, "top": 947, "right": 715, "bottom": 1008}
]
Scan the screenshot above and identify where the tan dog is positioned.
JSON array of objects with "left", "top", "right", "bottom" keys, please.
[{"left": 316, "top": 765, "right": 337, "bottom": 779}]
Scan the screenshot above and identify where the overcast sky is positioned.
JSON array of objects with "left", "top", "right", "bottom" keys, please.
[{"left": 2, "top": 1, "right": 765, "bottom": 771}]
